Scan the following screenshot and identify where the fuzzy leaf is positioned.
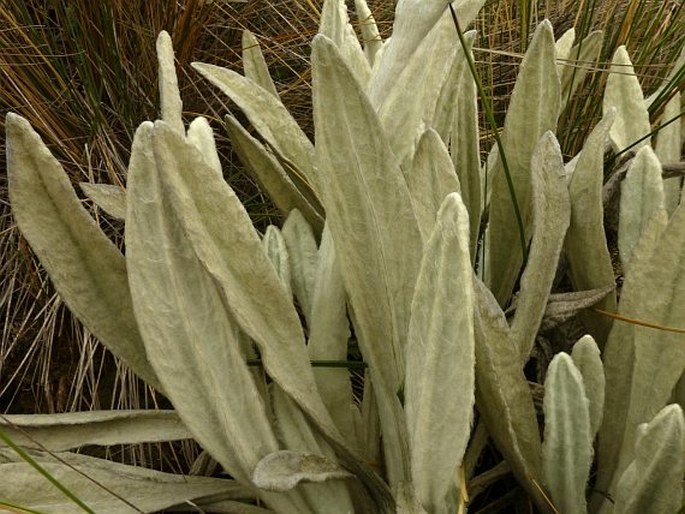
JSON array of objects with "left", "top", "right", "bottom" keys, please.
[
  {"left": 565, "top": 111, "right": 617, "bottom": 344},
  {"left": 0, "top": 410, "right": 189, "bottom": 451},
  {"left": 243, "top": 30, "right": 279, "bottom": 98},
  {"left": 597, "top": 202, "right": 685, "bottom": 505},
  {"left": 472, "top": 279, "right": 545, "bottom": 508},
  {"left": 6, "top": 113, "right": 161, "bottom": 391},
  {"left": 262, "top": 225, "right": 292, "bottom": 296},
  {"left": 312, "top": 34, "right": 421, "bottom": 487},
  {"left": 407, "top": 129, "right": 461, "bottom": 241},
  {"left": 510, "top": 132, "right": 570, "bottom": 361},
  {"left": 281, "top": 210, "right": 319, "bottom": 323},
  {"left": 79, "top": 183, "right": 126, "bottom": 220},
  {"left": 405, "top": 193, "right": 475, "bottom": 514},
  {"left": 375, "top": 11, "right": 459, "bottom": 165},
  {"left": 0, "top": 449, "right": 253, "bottom": 514},
  {"left": 603, "top": 46, "right": 651, "bottom": 152},
  {"left": 312, "top": 32, "right": 422, "bottom": 401},
  {"left": 307, "top": 225, "right": 359, "bottom": 452},
  {"left": 149, "top": 121, "right": 329, "bottom": 433},
  {"left": 354, "top": 0, "right": 382, "bottom": 66},
  {"left": 156, "top": 31, "right": 184, "bottom": 135},
  {"left": 126, "top": 122, "right": 282, "bottom": 488},
  {"left": 571, "top": 335, "right": 605, "bottom": 438},
  {"left": 542, "top": 353, "right": 593, "bottom": 514},
  {"left": 149, "top": 121, "right": 393, "bottom": 510},
  {"left": 253, "top": 451, "right": 353, "bottom": 493},
  {"left": 449, "top": 36, "right": 482, "bottom": 261},
  {"left": 319, "top": 0, "right": 370, "bottom": 86},
  {"left": 187, "top": 116, "right": 222, "bottom": 176},
  {"left": 270, "top": 387, "right": 355, "bottom": 512},
  {"left": 613, "top": 404, "right": 685, "bottom": 514},
  {"left": 619, "top": 145, "right": 667, "bottom": 267},
  {"left": 484, "top": 21, "right": 561, "bottom": 305},
  {"left": 192, "top": 63, "right": 317, "bottom": 190},
  {"left": 559, "top": 31, "right": 603, "bottom": 111},
  {"left": 540, "top": 286, "right": 614, "bottom": 333},
  {"left": 224, "top": 115, "right": 324, "bottom": 234},
  {"left": 433, "top": 31, "right": 474, "bottom": 143},
  {"left": 655, "top": 91, "right": 682, "bottom": 215},
  {"left": 554, "top": 28, "right": 575, "bottom": 66},
  {"left": 368, "top": 0, "right": 484, "bottom": 104}
]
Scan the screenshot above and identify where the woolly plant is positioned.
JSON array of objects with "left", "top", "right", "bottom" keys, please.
[{"left": 3, "top": 0, "right": 684, "bottom": 512}]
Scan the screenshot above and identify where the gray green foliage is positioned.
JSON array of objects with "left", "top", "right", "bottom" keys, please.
[
  {"left": 0, "top": 410, "right": 189, "bottom": 452},
  {"left": 484, "top": 20, "right": 561, "bottom": 305},
  {"left": 542, "top": 352, "right": 593, "bottom": 514},
  {"left": 405, "top": 193, "right": 474, "bottom": 514},
  {"left": 4, "top": 0, "right": 684, "bottom": 512},
  {"left": 613, "top": 404, "right": 685, "bottom": 514},
  {"left": 565, "top": 111, "right": 617, "bottom": 344},
  {"left": 571, "top": 336, "right": 605, "bottom": 438}
]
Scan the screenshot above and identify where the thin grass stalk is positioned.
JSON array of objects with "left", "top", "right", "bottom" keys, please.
[
  {"left": 449, "top": 3, "right": 528, "bottom": 265},
  {"left": 0, "top": 425, "right": 95, "bottom": 514}
]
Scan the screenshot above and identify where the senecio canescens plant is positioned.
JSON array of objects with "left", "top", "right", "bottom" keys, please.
[{"left": 2, "top": 0, "right": 684, "bottom": 512}]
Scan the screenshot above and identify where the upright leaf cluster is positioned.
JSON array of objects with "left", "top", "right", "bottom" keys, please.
[{"left": 3, "top": 0, "right": 684, "bottom": 512}]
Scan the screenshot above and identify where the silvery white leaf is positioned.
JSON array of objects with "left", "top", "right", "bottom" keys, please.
[
  {"left": 224, "top": 115, "right": 324, "bottom": 234},
  {"left": 127, "top": 122, "right": 281, "bottom": 487},
  {"left": 554, "top": 28, "right": 575, "bottom": 66},
  {"left": 243, "top": 29, "right": 279, "bottom": 98},
  {"left": 368, "top": 0, "right": 484, "bottom": 103},
  {"left": 0, "top": 410, "right": 189, "bottom": 451},
  {"left": 148, "top": 121, "right": 392, "bottom": 510},
  {"left": 655, "top": 91, "right": 682, "bottom": 215},
  {"left": 484, "top": 20, "right": 561, "bottom": 305},
  {"left": 319, "top": 0, "right": 370, "bottom": 86},
  {"left": 192, "top": 63, "right": 317, "bottom": 191},
  {"left": 0, "top": 449, "right": 251, "bottom": 514},
  {"left": 187, "top": 116, "right": 222, "bottom": 176},
  {"left": 597, "top": 202, "right": 685, "bottom": 504},
  {"left": 449, "top": 36, "right": 482, "bottom": 261},
  {"left": 613, "top": 404, "right": 684, "bottom": 514},
  {"left": 307, "top": 225, "right": 359, "bottom": 450},
  {"left": 354, "top": 0, "right": 382, "bottom": 66},
  {"left": 407, "top": 129, "right": 461, "bottom": 241},
  {"left": 565, "top": 111, "right": 617, "bottom": 343},
  {"left": 376, "top": 11, "right": 459, "bottom": 165},
  {"left": 313, "top": 34, "right": 420, "bottom": 488},
  {"left": 156, "top": 31, "right": 184, "bottom": 135},
  {"left": 6, "top": 113, "right": 160, "bottom": 391},
  {"left": 79, "top": 182, "right": 126, "bottom": 220},
  {"left": 253, "top": 451, "right": 353, "bottom": 493},
  {"left": 542, "top": 353, "right": 593, "bottom": 514},
  {"left": 406, "top": 193, "right": 474, "bottom": 514},
  {"left": 603, "top": 46, "right": 651, "bottom": 153},
  {"left": 262, "top": 225, "right": 292, "bottom": 297},
  {"left": 618, "top": 145, "right": 667, "bottom": 267},
  {"left": 270, "top": 386, "right": 355, "bottom": 512},
  {"left": 571, "top": 335, "right": 605, "bottom": 438},
  {"left": 472, "top": 279, "right": 545, "bottom": 507},
  {"left": 510, "top": 131, "right": 570, "bottom": 361},
  {"left": 282, "top": 210, "right": 318, "bottom": 323}
]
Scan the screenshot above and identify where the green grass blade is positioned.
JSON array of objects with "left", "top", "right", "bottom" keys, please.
[
  {"left": 448, "top": 4, "right": 527, "bottom": 269},
  {"left": 0, "top": 427, "right": 95, "bottom": 514}
]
